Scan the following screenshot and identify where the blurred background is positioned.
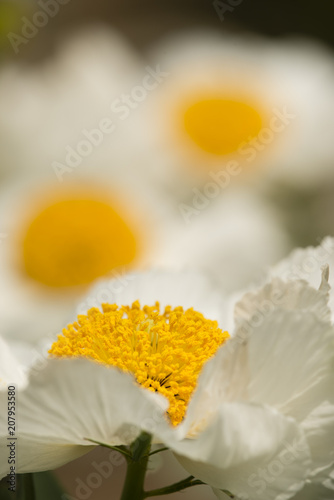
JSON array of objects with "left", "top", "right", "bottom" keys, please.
[
  {"left": 1, "top": 0, "right": 334, "bottom": 499},
  {"left": 3, "top": 0, "right": 334, "bottom": 59}
]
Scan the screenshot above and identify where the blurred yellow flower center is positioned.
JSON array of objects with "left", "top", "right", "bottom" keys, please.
[
  {"left": 22, "top": 196, "right": 137, "bottom": 288},
  {"left": 49, "top": 301, "right": 229, "bottom": 425},
  {"left": 183, "top": 98, "right": 263, "bottom": 155}
]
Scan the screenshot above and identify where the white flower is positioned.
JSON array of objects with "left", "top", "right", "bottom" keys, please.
[
  {"left": 0, "top": 27, "right": 149, "bottom": 184},
  {"left": 141, "top": 31, "right": 334, "bottom": 190},
  {"left": 0, "top": 26, "right": 196, "bottom": 344},
  {"left": 0, "top": 263, "right": 333, "bottom": 500},
  {"left": 0, "top": 26, "right": 294, "bottom": 324},
  {"left": 0, "top": 174, "right": 173, "bottom": 342}
]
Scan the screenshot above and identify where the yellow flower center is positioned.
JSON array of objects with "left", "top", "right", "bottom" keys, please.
[
  {"left": 21, "top": 190, "right": 137, "bottom": 288},
  {"left": 183, "top": 98, "right": 263, "bottom": 155},
  {"left": 49, "top": 301, "right": 229, "bottom": 425}
]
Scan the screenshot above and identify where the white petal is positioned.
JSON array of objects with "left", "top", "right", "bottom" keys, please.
[
  {"left": 184, "top": 307, "right": 334, "bottom": 483},
  {"left": 0, "top": 358, "right": 170, "bottom": 478},
  {"left": 160, "top": 188, "right": 290, "bottom": 294},
  {"left": 272, "top": 237, "right": 334, "bottom": 318},
  {"left": 185, "top": 306, "right": 333, "bottom": 425},
  {"left": 172, "top": 402, "right": 310, "bottom": 500},
  {"left": 235, "top": 275, "right": 331, "bottom": 325},
  {"left": 320, "top": 462, "right": 334, "bottom": 490},
  {"left": 75, "top": 269, "right": 224, "bottom": 324},
  {"left": 301, "top": 399, "right": 334, "bottom": 476},
  {"left": 241, "top": 310, "right": 334, "bottom": 422},
  {"left": 0, "top": 336, "right": 27, "bottom": 389},
  {"left": 212, "top": 482, "right": 334, "bottom": 500},
  {"left": 0, "top": 27, "right": 142, "bottom": 180}
]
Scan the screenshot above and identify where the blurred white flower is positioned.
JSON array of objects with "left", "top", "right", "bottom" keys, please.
[
  {"left": 0, "top": 26, "right": 296, "bottom": 320},
  {"left": 0, "top": 263, "right": 333, "bottom": 500},
  {"left": 0, "top": 26, "right": 151, "bottom": 184},
  {"left": 141, "top": 31, "right": 334, "bottom": 191},
  {"left": 0, "top": 173, "right": 174, "bottom": 342},
  {"left": 0, "top": 26, "right": 189, "bottom": 343}
]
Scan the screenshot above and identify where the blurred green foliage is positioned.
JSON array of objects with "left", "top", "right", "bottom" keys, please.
[
  {"left": 0, "top": 471, "right": 66, "bottom": 500},
  {"left": 0, "top": 1, "right": 26, "bottom": 53}
]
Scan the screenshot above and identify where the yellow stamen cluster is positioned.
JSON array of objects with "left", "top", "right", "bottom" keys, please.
[
  {"left": 49, "top": 301, "right": 229, "bottom": 425},
  {"left": 183, "top": 98, "right": 263, "bottom": 155},
  {"left": 22, "top": 196, "right": 137, "bottom": 288}
]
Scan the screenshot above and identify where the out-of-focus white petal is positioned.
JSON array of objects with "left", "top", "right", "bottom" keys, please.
[
  {"left": 0, "top": 336, "right": 27, "bottom": 389},
  {"left": 75, "top": 269, "right": 225, "bottom": 325},
  {"left": 161, "top": 188, "right": 290, "bottom": 293},
  {"left": 0, "top": 27, "right": 144, "bottom": 181}
]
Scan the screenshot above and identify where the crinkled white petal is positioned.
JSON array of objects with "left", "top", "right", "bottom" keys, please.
[
  {"left": 0, "top": 358, "right": 171, "bottom": 478},
  {"left": 319, "top": 461, "right": 334, "bottom": 491},
  {"left": 271, "top": 236, "right": 334, "bottom": 317},
  {"left": 234, "top": 271, "right": 331, "bottom": 326},
  {"left": 184, "top": 304, "right": 333, "bottom": 421},
  {"left": 243, "top": 310, "right": 334, "bottom": 477},
  {"left": 239, "top": 309, "right": 333, "bottom": 420},
  {"left": 182, "top": 304, "right": 334, "bottom": 487},
  {"left": 301, "top": 399, "right": 334, "bottom": 477},
  {"left": 171, "top": 402, "right": 310, "bottom": 500}
]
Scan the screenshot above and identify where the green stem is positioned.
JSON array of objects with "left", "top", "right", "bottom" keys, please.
[
  {"left": 221, "top": 489, "right": 235, "bottom": 498},
  {"left": 148, "top": 447, "right": 169, "bottom": 457},
  {"left": 83, "top": 438, "right": 132, "bottom": 459},
  {"left": 144, "top": 476, "right": 204, "bottom": 497},
  {"left": 120, "top": 432, "right": 152, "bottom": 500},
  {"left": 17, "top": 473, "right": 35, "bottom": 500}
]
